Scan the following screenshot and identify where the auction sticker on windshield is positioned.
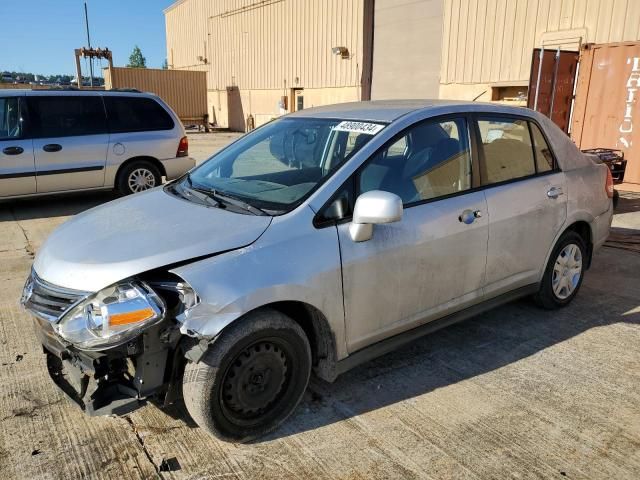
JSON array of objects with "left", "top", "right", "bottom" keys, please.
[{"left": 333, "top": 121, "right": 385, "bottom": 135}]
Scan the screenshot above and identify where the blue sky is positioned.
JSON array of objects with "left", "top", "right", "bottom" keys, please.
[{"left": 0, "top": 0, "right": 176, "bottom": 76}]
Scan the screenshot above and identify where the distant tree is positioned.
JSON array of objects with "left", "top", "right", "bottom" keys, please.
[
  {"left": 162, "top": 58, "right": 168, "bottom": 70},
  {"left": 127, "top": 46, "right": 147, "bottom": 68}
]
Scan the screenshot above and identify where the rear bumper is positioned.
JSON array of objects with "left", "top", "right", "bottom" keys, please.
[
  {"left": 593, "top": 202, "right": 614, "bottom": 252},
  {"left": 161, "top": 156, "right": 196, "bottom": 180},
  {"left": 33, "top": 316, "right": 178, "bottom": 416}
]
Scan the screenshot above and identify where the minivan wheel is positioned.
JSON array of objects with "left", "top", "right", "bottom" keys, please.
[
  {"left": 117, "top": 160, "right": 161, "bottom": 195},
  {"left": 182, "top": 309, "right": 311, "bottom": 442},
  {"left": 534, "top": 231, "right": 587, "bottom": 309}
]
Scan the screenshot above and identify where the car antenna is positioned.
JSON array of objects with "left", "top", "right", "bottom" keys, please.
[{"left": 472, "top": 90, "right": 487, "bottom": 101}]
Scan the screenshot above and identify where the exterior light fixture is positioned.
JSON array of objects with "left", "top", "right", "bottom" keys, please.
[{"left": 331, "top": 46, "right": 349, "bottom": 59}]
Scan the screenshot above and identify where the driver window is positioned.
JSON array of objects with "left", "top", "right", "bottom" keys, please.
[{"left": 358, "top": 117, "right": 472, "bottom": 204}]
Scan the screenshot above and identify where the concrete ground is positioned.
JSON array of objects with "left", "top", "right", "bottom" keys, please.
[{"left": 0, "top": 133, "right": 639, "bottom": 479}]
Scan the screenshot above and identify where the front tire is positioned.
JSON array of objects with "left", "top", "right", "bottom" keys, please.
[
  {"left": 182, "top": 309, "right": 311, "bottom": 442},
  {"left": 534, "top": 231, "right": 587, "bottom": 309}
]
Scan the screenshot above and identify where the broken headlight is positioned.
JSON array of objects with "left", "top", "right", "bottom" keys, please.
[{"left": 55, "top": 281, "right": 165, "bottom": 350}]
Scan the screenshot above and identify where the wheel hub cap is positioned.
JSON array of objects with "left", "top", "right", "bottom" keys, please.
[
  {"left": 128, "top": 168, "right": 156, "bottom": 193},
  {"left": 552, "top": 243, "right": 582, "bottom": 300}
]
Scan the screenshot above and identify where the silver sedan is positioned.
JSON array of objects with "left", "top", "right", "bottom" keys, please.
[{"left": 22, "top": 100, "right": 613, "bottom": 442}]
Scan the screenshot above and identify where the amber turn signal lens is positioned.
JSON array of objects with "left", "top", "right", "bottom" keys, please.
[{"left": 109, "top": 307, "right": 155, "bottom": 326}]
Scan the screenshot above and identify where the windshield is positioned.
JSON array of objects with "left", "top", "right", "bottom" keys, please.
[{"left": 180, "top": 117, "right": 384, "bottom": 213}]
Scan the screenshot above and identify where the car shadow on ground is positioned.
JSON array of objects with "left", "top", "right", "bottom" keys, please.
[{"left": 0, "top": 191, "right": 119, "bottom": 222}]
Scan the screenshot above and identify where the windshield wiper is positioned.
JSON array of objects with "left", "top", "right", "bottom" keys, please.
[
  {"left": 207, "top": 189, "right": 269, "bottom": 216},
  {"left": 184, "top": 174, "right": 268, "bottom": 216}
]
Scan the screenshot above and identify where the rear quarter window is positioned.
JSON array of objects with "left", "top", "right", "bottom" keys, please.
[{"left": 105, "top": 96, "right": 174, "bottom": 133}]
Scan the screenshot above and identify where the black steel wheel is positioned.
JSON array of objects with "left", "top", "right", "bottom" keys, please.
[{"left": 182, "top": 309, "right": 311, "bottom": 442}]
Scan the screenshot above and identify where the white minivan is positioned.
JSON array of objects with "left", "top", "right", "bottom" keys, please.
[{"left": 0, "top": 89, "right": 195, "bottom": 198}]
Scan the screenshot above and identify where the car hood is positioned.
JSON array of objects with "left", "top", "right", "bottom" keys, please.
[{"left": 33, "top": 188, "right": 272, "bottom": 292}]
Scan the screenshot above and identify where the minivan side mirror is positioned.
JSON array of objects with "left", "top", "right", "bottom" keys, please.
[{"left": 349, "top": 190, "right": 403, "bottom": 242}]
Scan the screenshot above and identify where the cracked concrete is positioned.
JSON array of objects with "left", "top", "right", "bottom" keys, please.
[{"left": 0, "top": 134, "right": 639, "bottom": 479}]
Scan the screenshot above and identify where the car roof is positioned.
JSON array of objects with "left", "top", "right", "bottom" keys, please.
[
  {"left": 288, "top": 99, "right": 531, "bottom": 123},
  {"left": 2, "top": 89, "right": 155, "bottom": 98}
]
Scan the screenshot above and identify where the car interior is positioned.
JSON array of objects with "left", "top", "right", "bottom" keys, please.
[{"left": 359, "top": 119, "right": 471, "bottom": 203}]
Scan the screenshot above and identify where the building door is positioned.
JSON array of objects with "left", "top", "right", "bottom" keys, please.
[{"left": 291, "top": 89, "right": 304, "bottom": 112}]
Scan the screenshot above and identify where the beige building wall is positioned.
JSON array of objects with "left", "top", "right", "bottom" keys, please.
[
  {"left": 371, "top": 0, "right": 443, "bottom": 100},
  {"left": 165, "top": 0, "right": 368, "bottom": 130},
  {"left": 440, "top": 0, "right": 640, "bottom": 101}
]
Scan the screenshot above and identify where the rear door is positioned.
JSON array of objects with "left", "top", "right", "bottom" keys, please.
[
  {"left": 0, "top": 94, "right": 35, "bottom": 197},
  {"left": 476, "top": 115, "right": 567, "bottom": 298},
  {"left": 29, "top": 94, "right": 108, "bottom": 193}
]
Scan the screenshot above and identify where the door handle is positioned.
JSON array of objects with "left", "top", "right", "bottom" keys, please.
[
  {"left": 42, "top": 144, "right": 62, "bottom": 153},
  {"left": 2, "top": 146, "right": 24, "bottom": 155},
  {"left": 547, "top": 186, "right": 564, "bottom": 199},
  {"left": 459, "top": 209, "right": 482, "bottom": 224}
]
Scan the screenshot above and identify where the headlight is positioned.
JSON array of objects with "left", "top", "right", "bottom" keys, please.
[{"left": 55, "top": 281, "right": 165, "bottom": 350}]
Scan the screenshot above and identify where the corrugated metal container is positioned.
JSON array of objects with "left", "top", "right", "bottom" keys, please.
[
  {"left": 104, "top": 67, "right": 207, "bottom": 121},
  {"left": 571, "top": 42, "right": 640, "bottom": 184}
]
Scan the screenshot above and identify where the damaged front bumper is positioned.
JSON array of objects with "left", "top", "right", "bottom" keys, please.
[{"left": 34, "top": 315, "right": 183, "bottom": 416}]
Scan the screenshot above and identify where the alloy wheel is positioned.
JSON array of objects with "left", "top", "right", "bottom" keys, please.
[{"left": 127, "top": 168, "right": 156, "bottom": 193}]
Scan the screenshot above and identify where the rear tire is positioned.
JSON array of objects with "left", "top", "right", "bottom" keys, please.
[
  {"left": 182, "top": 309, "right": 311, "bottom": 442},
  {"left": 116, "top": 160, "right": 161, "bottom": 196},
  {"left": 534, "top": 231, "right": 587, "bottom": 309}
]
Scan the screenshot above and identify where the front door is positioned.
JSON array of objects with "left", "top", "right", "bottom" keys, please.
[
  {"left": 291, "top": 89, "right": 304, "bottom": 112},
  {"left": 0, "top": 95, "right": 36, "bottom": 197},
  {"left": 337, "top": 116, "right": 489, "bottom": 352},
  {"left": 28, "top": 95, "right": 108, "bottom": 193},
  {"left": 475, "top": 115, "right": 568, "bottom": 297}
]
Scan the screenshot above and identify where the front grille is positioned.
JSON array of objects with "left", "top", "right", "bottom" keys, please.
[{"left": 22, "top": 271, "right": 89, "bottom": 322}]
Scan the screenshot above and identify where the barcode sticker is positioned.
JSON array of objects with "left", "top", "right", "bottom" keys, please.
[{"left": 333, "top": 121, "right": 384, "bottom": 135}]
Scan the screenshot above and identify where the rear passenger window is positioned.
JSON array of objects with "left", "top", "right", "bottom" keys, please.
[
  {"left": 530, "top": 123, "right": 555, "bottom": 172},
  {"left": 477, "top": 117, "right": 535, "bottom": 185},
  {"left": 28, "top": 96, "right": 107, "bottom": 138},
  {"left": 105, "top": 97, "right": 174, "bottom": 133}
]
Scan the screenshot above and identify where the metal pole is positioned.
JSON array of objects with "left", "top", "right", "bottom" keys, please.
[
  {"left": 84, "top": 2, "right": 94, "bottom": 88},
  {"left": 533, "top": 47, "right": 544, "bottom": 111},
  {"left": 549, "top": 46, "right": 561, "bottom": 121}
]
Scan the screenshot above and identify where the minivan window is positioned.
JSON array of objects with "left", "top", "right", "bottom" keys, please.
[
  {"left": 477, "top": 117, "right": 535, "bottom": 185},
  {"left": 0, "top": 97, "right": 22, "bottom": 139},
  {"left": 530, "top": 122, "right": 555, "bottom": 173},
  {"left": 181, "top": 117, "right": 382, "bottom": 211},
  {"left": 359, "top": 117, "right": 472, "bottom": 204},
  {"left": 28, "top": 96, "right": 107, "bottom": 138},
  {"left": 105, "top": 97, "right": 174, "bottom": 133}
]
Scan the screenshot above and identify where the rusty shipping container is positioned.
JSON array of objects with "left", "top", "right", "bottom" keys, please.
[
  {"left": 572, "top": 42, "right": 640, "bottom": 184},
  {"left": 103, "top": 67, "right": 207, "bottom": 124}
]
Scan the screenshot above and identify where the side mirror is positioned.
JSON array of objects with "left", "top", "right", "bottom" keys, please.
[{"left": 349, "top": 190, "right": 403, "bottom": 242}]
